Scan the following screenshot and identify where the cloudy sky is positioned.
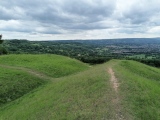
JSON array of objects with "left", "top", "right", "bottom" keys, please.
[{"left": 0, "top": 0, "right": 160, "bottom": 40}]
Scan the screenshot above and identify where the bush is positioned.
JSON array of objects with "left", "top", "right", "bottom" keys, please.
[{"left": 0, "top": 46, "right": 8, "bottom": 55}]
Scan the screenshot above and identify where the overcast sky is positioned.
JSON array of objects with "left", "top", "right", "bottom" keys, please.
[{"left": 0, "top": 0, "right": 160, "bottom": 40}]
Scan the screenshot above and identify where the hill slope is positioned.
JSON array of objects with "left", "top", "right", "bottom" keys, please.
[
  {"left": 0, "top": 55, "right": 89, "bottom": 109},
  {"left": 0, "top": 54, "right": 89, "bottom": 77},
  {"left": 113, "top": 60, "right": 160, "bottom": 120},
  {"left": 0, "top": 64, "right": 113, "bottom": 120},
  {"left": 0, "top": 56, "right": 160, "bottom": 119}
]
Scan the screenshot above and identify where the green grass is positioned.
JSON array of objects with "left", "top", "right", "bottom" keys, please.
[
  {"left": 0, "top": 54, "right": 91, "bottom": 119},
  {"left": 113, "top": 60, "right": 160, "bottom": 120},
  {"left": 0, "top": 54, "right": 89, "bottom": 77},
  {"left": 1, "top": 54, "right": 160, "bottom": 119},
  {"left": 0, "top": 67, "right": 46, "bottom": 106},
  {"left": 0, "top": 63, "right": 115, "bottom": 120}
]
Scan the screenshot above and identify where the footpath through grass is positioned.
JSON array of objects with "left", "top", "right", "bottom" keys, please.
[
  {"left": 0, "top": 63, "right": 115, "bottom": 120},
  {"left": 1, "top": 56, "right": 160, "bottom": 119}
]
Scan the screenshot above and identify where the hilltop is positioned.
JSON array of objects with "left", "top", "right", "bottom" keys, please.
[{"left": 0, "top": 55, "right": 160, "bottom": 119}]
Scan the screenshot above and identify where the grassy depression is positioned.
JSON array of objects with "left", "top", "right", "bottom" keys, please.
[{"left": 0, "top": 67, "right": 46, "bottom": 106}]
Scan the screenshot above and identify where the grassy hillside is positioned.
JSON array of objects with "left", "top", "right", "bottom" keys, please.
[
  {"left": 0, "top": 54, "right": 89, "bottom": 77},
  {"left": 0, "top": 62, "right": 115, "bottom": 120},
  {"left": 0, "top": 55, "right": 160, "bottom": 119},
  {"left": 113, "top": 60, "right": 160, "bottom": 120},
  {"left": 0, "top": 54, "right": 90, "bottom": 118}
]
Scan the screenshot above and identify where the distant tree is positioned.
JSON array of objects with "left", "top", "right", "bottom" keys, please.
[
  {"left": 0, "top": 34, "right": 3, "bottom": 44},
  {"left": 0, "top": 35, "right": 7, "bottom": 54}
]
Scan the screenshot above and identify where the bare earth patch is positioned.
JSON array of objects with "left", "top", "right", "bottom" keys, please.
[
  {"left": 108, "top": 68, "right": 119, "bottom": 92},
  {"left": 108, "top": 67, "right": 125, "bottom": 120}
]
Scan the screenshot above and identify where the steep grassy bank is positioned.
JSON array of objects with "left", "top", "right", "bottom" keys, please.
[
  {"left": 0, "top": 67, "right": 46, "bottom": 106},
  {"left": 113, "top": 60, "right": 160, "bottom": 120}
]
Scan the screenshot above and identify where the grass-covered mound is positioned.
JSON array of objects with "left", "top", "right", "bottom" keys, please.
[
  {"left": 0, "top": 54, "right": 89, "bottom": 77},
  {"left": 0, "top": 54, "right": 89, "bottom": 116}
]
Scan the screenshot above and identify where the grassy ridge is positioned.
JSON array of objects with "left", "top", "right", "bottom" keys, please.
[
  {"left": 113, "top": 60, "right": 160, "bottom": 120},
  {"left": 0, "top": 54, "right": 89, "bottom": 77},
  {"left": 0, "top": 63, "right": 115, "bottom": 120},
  {"left": 0, "top": 67, "right": 46, "bottom": 106}
]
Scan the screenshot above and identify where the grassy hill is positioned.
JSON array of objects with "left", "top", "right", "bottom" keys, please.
[
  {"left": 0, "top": 54, "right": 89, "bottom": 77},
  {"left": 0, "top": 55, "right": 89, "bottom": 109},
  {"left": 0, "top": 55, "right": 160, "bottom": 119}
]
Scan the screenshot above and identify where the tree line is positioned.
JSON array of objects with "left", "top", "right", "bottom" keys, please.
[{"left": 2, "top": 39, "right": 160, "bottom": 67}]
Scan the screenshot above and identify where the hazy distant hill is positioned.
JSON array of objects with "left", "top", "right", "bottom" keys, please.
[{"left": 74, "top": 38, "right": 160, "bottom": 45}]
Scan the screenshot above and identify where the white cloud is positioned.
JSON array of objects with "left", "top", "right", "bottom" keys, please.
[
  {"left": 0, "top": 0, "right": 160, "bottom": 40},
  {"left": 148, "top": 26, "right": 160, "bottom": 34}
]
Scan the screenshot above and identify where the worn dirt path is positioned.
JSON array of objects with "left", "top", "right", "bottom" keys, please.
[
  {"left": 108, "top": 67, "right": 125, "bottom": 120},
  {"left": 0, "top": 64, "right": 53, "bottom": 80},
  {"left": 108, "top": 68, "right": 119, "bottom": 92}
]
